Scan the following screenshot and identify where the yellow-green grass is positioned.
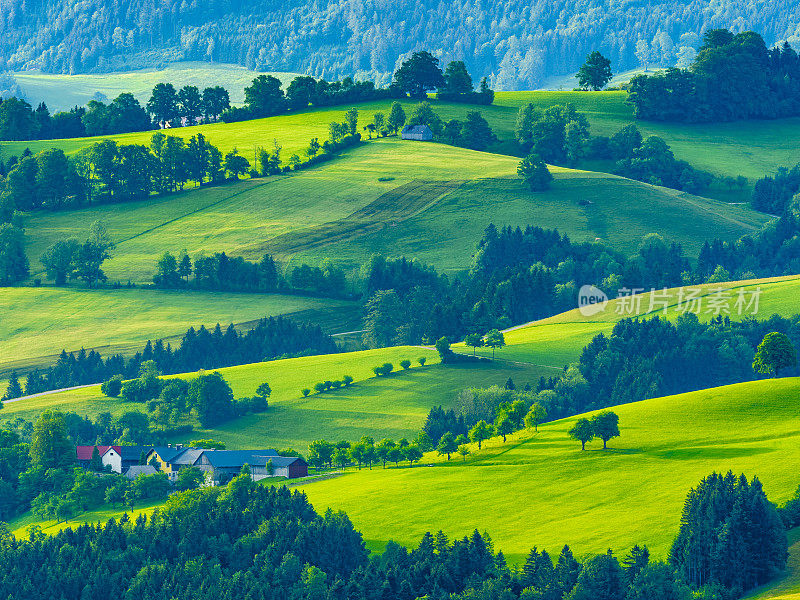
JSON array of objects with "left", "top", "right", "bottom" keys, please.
[
  {"left": 21, "top": 139, "right": 770, "bottom": 283},
  {"left": 0, "top": 347, "right": 434, "bottom": 419},
  {"left": 745, "top": 529, "right": 800, "bottom": 600},
  {"left": 6, "top": 499, "right": 164, "bottom": 539},
  {"left": 462, "top": 275, "right": 800, "bottom": 367},
  {"left": 0, "top": 346, "right": 547, "bottom": 451},
  {"left": 0, "top": 286, "right": 360, "bottom": 376},
  {"left": 295, "top": 377, "right": 800, "bottom": 564},
  {"left": 12, "top": 62, "right": 298, "bottom": 112},
  {"left": 3, "top": 91, "right": 796, "bottom": 188}
]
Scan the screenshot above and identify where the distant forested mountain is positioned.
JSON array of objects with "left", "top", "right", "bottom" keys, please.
[{"left": 0, "top": 0, "right": 799, "bottom": 89}]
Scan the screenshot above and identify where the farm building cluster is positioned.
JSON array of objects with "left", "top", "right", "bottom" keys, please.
[{"left": 76, "top": 444, "right": 307, "bottom": 485}]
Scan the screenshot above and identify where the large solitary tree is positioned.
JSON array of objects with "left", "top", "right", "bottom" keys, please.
[
  {"left": 576, "top": 51, "right": 613, "bottom": 91},
  {"left": 393, "top": 51, "right": 445, "bottom": 99},
  {"left": 753, "top": 332, "right": 797, "bottom": 377}
]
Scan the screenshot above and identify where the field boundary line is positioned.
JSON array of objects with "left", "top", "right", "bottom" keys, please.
[{"left": 113, "top": 177, "right": 290, "bottom": 248}]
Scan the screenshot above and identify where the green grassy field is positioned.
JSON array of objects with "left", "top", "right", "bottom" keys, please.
[
  {"left": 12, "top": 62, "right": 298, "bottom": 112},
  {"left": 3, "top": 91, "right": 796, "bottom": 188},
  {"left": 0, "top": 287, "right": 360, "bottom": 377},
  {"left": 462, "top": 275, "right": 800, "bottom": 367},
  {"left": 295, "top": 377, "right": 800, "bottom": 563},
  {"left": 20, "top": 139, "right": 769, "bottom": 283},
  {"left": 7, "top": 499, "right": 164, "bottom": 539},
  {"left": 0, "top": 346, "right": 546, "bottom": 451}
]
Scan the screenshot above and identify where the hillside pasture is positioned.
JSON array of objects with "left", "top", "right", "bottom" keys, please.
[
  {"left": 463, "top": 275, "right": 800, "bottom": 367},
  {"left": 11, "top": 62, "right": 299, "bottom": 112},
  {"left": 296, "top": 377, "right": 800, "bottom": 563},
  {"left": 0, "top": 287, "right": 359, "bottom": 377},
  {"left": 0, "top": 346, "right": 547, "bottom": 451},
  {"left": 2, "top": 91, "right": 798, "bottom": 189},
  {"left": 21, "top": 140, "right": 770, "bottom": 284}
]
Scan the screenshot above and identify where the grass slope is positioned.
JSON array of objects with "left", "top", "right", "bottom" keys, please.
[
  {"left": 2, "top": 91, "right": 797, "bottom": 188},
  {"left": 296, "top": 377, "right": 800, "bottom": 563},
  {"left": 12, "top": 62, "right": 298, "bottom": 112},
  {"left": 0, "top": 346, "right": 546, "bottom": 450},
  {"left": 0, "top": 287, "right": 360, "bottom": 377},
  {"left": 464, "top": 275, "right": 800, "bottom": 367},
  {"left": 21, "top": 140, "right": 769, "bottom": 282},
  {"left": 7, "top": 499, "right": 164, "bottom": 539}
]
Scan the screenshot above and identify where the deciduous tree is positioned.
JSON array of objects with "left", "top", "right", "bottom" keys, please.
[{"left": 577, "top": 51, "right": 613, "bottom": 90}]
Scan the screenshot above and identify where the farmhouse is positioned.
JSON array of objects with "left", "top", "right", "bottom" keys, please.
[
  {"left": 78, "top": 443, "right": 308, "bottom": 484},
  {"left": 144, "top": 446, "right": 308, "bottom": 484},
  {"left": 401, "top": 124, "right": 433, "bottom": 141},
  {"left": 194, "top": 450, "right": 308, "bottom": 484},
  {"left": 102, "top": 445, "right": 151, "bottom": 473},
  {"left": 76, "top": 445, "right": 113, "bottom": 468},
  {"left": 77, "top": 445, "right": 153, "bottom": 474}
]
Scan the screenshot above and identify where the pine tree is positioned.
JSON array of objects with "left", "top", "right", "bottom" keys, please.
[{"left": 4, "top": 372, "right": 23, "bottom": 400}]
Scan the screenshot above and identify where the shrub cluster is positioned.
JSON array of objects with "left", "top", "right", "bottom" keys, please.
[{"left": 308, "top": 374, "right": 354, "bottom": 395}]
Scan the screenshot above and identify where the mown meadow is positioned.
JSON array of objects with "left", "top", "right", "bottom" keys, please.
[
  {"left": 296, "top": 377, "right": 800, "bottom": 563},
  {"left": 19, "top": 139, "right": 769, "bottom": 285},
  {"left": 461, "top": 275, "right": 800, "bottom": 366},
  {"left": 0, "top": 287, "right": 360, "bottom": 377}
]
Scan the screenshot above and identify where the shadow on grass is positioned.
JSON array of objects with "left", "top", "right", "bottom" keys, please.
[{"left": 654, "top": 446, "right": 776, "bottom": 460}]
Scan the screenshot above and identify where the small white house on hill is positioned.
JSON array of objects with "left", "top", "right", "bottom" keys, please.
[{"left": 401, "top": 125, "right": 433, "bottom": 141}]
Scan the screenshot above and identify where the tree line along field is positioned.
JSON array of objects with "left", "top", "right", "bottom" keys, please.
[
  {"left": 19, "top": 139, "right": 770, "bottom": 284},
  {"left": 461, "top": 275, "right": 800, "bottom": 366},
  {"left": 0, "top": 346, "right": 547, "bottom": 450},
  {"left": 10, "top": 62, "right": 298, "bottom": 112},
  {"left": 1, "top": 91, "right": 799, "bottom": 186},
  {"left": 294, "top": 376, "right": 800, "bottom": 564},
  {"left": 0, "top": 287, "right": 361, "bottom": 378}
]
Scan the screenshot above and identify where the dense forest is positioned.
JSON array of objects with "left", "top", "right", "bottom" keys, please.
[
  {"left": 0, "top": 0, "right": 799, "bottom": 89},
  {"left": 627, "top": 31, "right": 800, "bottom": 121}
]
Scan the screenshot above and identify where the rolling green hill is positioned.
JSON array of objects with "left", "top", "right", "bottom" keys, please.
[
  {"left": 295, "top": 377, "right": 800, "bottom": 563},
  {"left": 463, "top": 275, "right": 800, "bottom": 367},
  {"left": 11, "top": 62, "right": 298, "bottom": 112},
  {"left": 0, "top": 346, "right": 546, "bottom": 451},
  {"left": 20, "top": 139, "right": 770, "bottom": 284},
  {"left": 2, "top": 91, "right": 797, "bottom": 189},
  {"left": 0, "top": 287, "right": 360, "bottom": 377}
]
